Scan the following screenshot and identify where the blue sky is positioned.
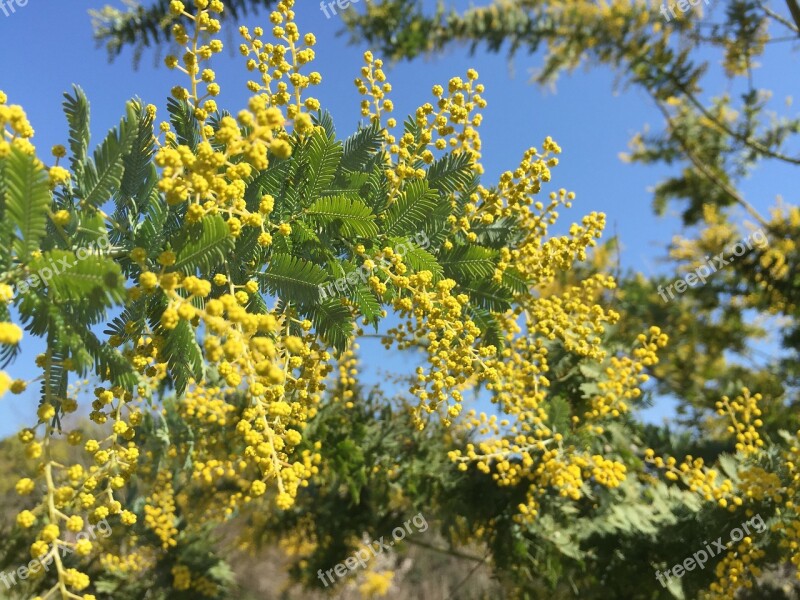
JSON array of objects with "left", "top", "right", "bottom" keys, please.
[{"left": 0, "top": 1, "right": 795, "bottom": 436}]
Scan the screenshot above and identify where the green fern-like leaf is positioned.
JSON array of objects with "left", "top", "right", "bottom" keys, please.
[
  {"left": 382, "top": 179, "right": 438, "bottom": 236},
  {"left": 501, "top": 267, "right": 531, "bottom": 294},
  {"left": 134, "top": 184, "right": 175, "bottom": 255},
  {"left": 471, "top": 215, "right": 522, "bottom": 247},
  {"left": 340, "top": 122, "right": 382, "bottom": 171},
  {"left": 363, "top": 156, "right": 391, "bottom": 214},
  {"left": 387, "top": 236, "right": 443, "bottom": 281},
  {"left": 468, "top": 306, "right": 504, "bottom": 349},
  {"left": 305, "top": 297, "right": 353, "bottom": 352},
  {"left": 312, "top": 110, "right": 336, "bottom": 139},
  {"left": 244, "top": 160, "right": 289, "bottom": 211},
  {"left": 118, "top": 100, "right": 156, "bottom": 208},
  {"left": 29, "top": 251, "right": 124, "bottom": 305},
  {"left": 167, "top": 97, "right": 201, "bottom": 150},
  {"left": 82, "top": 102, "right": 137, "bottom": 208},
  {"left": 173, "top": 214, "right": 234, "bottom": 275},
  {"left": 3, "top": 147, "right": 51, "bottom": 261},
  {"left": 306, "top": 195, "right": 378, "bottom": 238},
  {"left": 289, "top": 220, "right": 321, "bottom": 246},
  {"left": 461, "top": 281, "right": 512, "bottom": 312},
  {"left": 63, "top": 86, "right": 91, "bottom": 178},
  {"left": 440, "top": 244, "right": 497, "bottom": 281},
  {"left": 349, "top": 283, "right": 382, "bottom": 327},
  {"left": 303, "top": 129, "right": 342, "bottom": 202},
  {"left": 63, "top": 311, "right": 140, "bottom": 388},
  {"left": 427, "top": 152, "right": 474, "bottom": 195},
  {"left": 259, "top": 253, "right": 328, "bottom": 304},
  {"left": 161, "top": 318, "right": 204, "bottom": 394}
]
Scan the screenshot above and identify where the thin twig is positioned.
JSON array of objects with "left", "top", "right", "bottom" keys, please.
[
  {"left": 655, "top": 102, "right": 771, "bottom": 230},
  {"left": 405, "top": 537, "right": 485, "bottom": 563},
  {"left": 783, "top": 0, "right": 800, "bottom": 32},
  {"left": 759, "top": 0, "right": 800, "bottom": 32},
  {"left": 447, "top": 549, "right": 491, "bottom": 600}
]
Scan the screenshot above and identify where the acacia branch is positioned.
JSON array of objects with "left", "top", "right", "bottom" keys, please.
[
  {"left": 785, "top": 0, "right": 800, "bottom": 32},
  {"left": 405, "top": 537, "right": 486, "bottom": 563},
  {"left": 656, "top": 103, "right": 770, "bottom": 230}
]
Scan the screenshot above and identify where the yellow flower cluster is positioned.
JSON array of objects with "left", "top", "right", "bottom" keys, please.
[
  {"left": 388, "top": 273, "right": 483, "bottom": 427},
  {"left": 0, "top": 284, "right": 21, "bottom": 399},
  {"left": 0, "top": 90, "right": 36, "bottom": 157},
  {"left": 642, "top": 388, "right": 800, "bottom": 596},
  {"left": 239, "top": 1, "right": 322, "bottom": 117},
  {"left": 448, "top": 328, "right": 667, "bottom": 521},
  {"left": 155, "top": 0, "right": 305, "bottom": 236},
  {"left": 773, "top": 431, "right": 800, "bottom": 584},
  {"left": 715, "top": 389, "right": 764, "bottom": 455},
  {"left": 646, "top": 390, "right": 765, "bottom": 504},
  {"left": 100, "top": 548, "right": 157, "bottom": 575},
  {"left": 9, "top": 1, "right": 766, "bottom": 595},
  {"left": 335, "top": 345, "right": 360, "bottom": 408},
  {"left": 363, "top": 64, "right": 486, "bottom": 201},
  {"left": 359, "top": 570, "right": 395, "bottom": 598},
  {"left": 144, "top": 470, "right": 180, "bottom": 549},
  {"left": 1, "top": 91, "right": 72, "bottom": 193},
  {"left": 11, "top": 351, "right": 146, "bottom": 599},
  {"left": 705, "top": 535, "right": 765, "bottom": 599},
  {"left": 125, "top": 2, "right": 333, "bottom": 522},
  {"left": 130, "top": 270, "right": 326, "bottom": 515},
  {"left": 172, "top": 563, "right": 192, "bottom": 590},
  {"left": 587, "top": 327, "right": 668, "bottom": 421}
]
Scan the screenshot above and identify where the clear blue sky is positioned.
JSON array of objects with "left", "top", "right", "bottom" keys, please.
[{"left": 0, "top": 1, "right": 794, "bottom": 435}]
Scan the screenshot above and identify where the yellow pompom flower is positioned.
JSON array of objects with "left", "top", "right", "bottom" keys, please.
[
  {"left": 121, "top": 510, "right": 137, "bottom": 526},
  {"left": 0, "top": 371, "right": 11, "bottom": 398},
  {"left": 52, "top": 209, "right": 71, "bottom": 226},
  {"left": 359, "top": 571, "right": 395, "bottom": 598},
  {"left": 16, "top": 478, "right": 36, "bottom": 495},
  {"left": 75, "top": 539, "right": 93, "bottom": 556},
  {"left": 66, "top": 515, "right": 84, "bottom": 532},
  {"left": 169, "top": 1, "right": 185, "bottom": 16},
  {"left": 0, "top": 322, "right": 23, "bottom": 345},
  {"left": 37, "top": 403, "right": 56, "bottom": 421},
  {"left": 40, "top": 524, "right": 60, "bottom": 543},
  {"left": 0, "top": 284, "right": 13, "bottom": 302},
  {"left": 16, "top": 510, "right": 36, "bottom": 528},
  {"left": 139, "top": 272, "right": 159, "bottom": 291},
  {"left": 48, "top": 166, "right": 71, "bottom": 188},
  {"left": 157, "top": 250, "right": 176, "bottom": 266},
  {"left": 30, "top": 540, "right": 49, "bottom": 559}
]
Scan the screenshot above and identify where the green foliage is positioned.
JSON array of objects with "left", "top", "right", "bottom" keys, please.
[
  {"left": 259, "top": 253, "right": 328, "bottom": 305},
  {"left": 162, "top": 319, "right": 205, "bottom": 394},
  {"left": 17, "top": 4, "right": 798, "bottom": 598},
  {"left": 63, "top": 86, "right": 91, "bottom": 178},
  {"left": 381, "top": 179, "right": 438, "bottom": 236},
  {"left": 91, "top": 0, "right": 278, "bottom": 67},
  {"left": 29, "top": 250, "right": 124, "bottom": 304},
  {"left": 305, "top": 195, "right": 378, "bottom": 238},
  {"left": 173, "top": 215, "right": 234, "bottom": 275},
  {"left": 3, "top": 147, "right": 51, "bottom": 261},
  {"left": 81, "top": 103, "right": 138, "bottom": 208}
]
